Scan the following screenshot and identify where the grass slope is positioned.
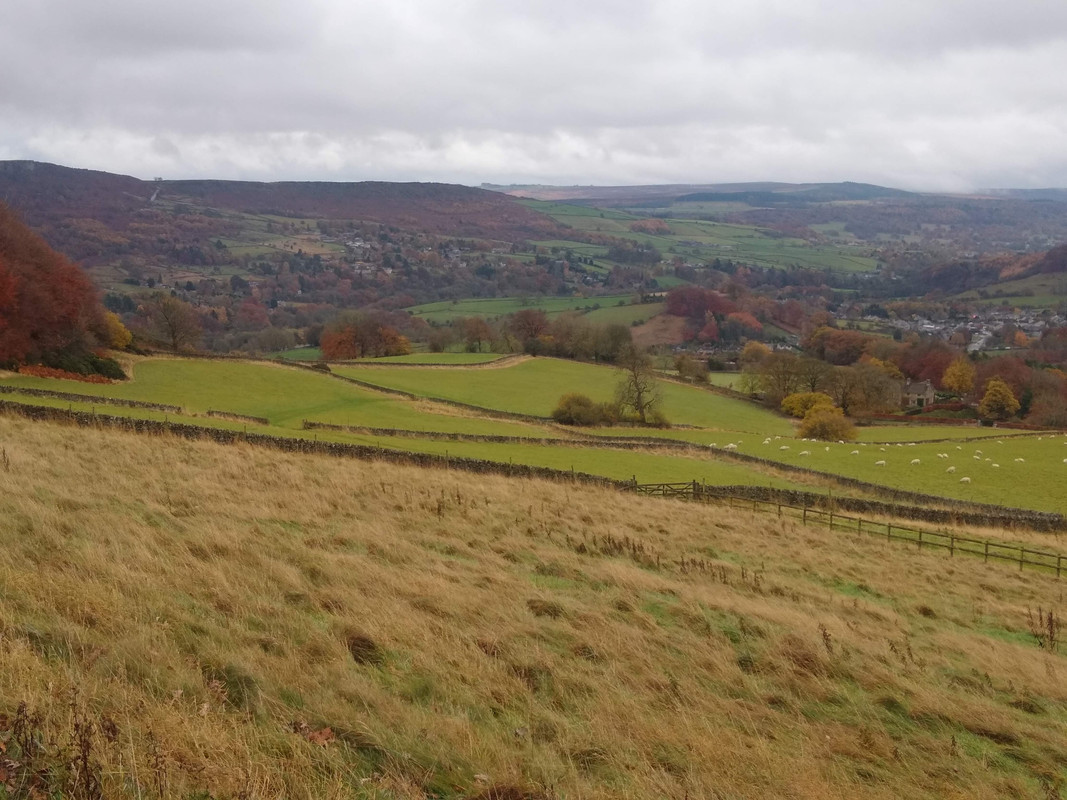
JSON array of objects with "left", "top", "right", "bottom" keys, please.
[
  {"left": 334, "top": 358, "right": 795, "bottom": 434},
  {"left": 1, "top": 416, "right": 1065, "bottom": 799}
]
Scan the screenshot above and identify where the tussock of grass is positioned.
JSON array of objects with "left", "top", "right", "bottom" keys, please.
[{"left": 0, "top": 415, "right": 1065, "bottom": 798}]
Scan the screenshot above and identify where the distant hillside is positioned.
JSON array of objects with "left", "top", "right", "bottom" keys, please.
[
  {"left": 916, "top": 244, "right": 1067, "bottom": 296},
  {"left": 0, "top": 160, "right": 566, "bottom": 257},
  {"left": 484, "top": 181, "right": 913, "bottom": 206}
]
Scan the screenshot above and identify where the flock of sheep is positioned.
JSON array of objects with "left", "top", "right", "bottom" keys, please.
[{"left": 706, "top": 433, "right": 1067, "bottom": 487}]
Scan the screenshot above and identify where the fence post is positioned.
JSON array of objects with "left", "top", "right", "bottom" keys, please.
[
  {"left": 1019, "top": 547, "right": 1024, "bottom": 570},
  {"left": 828, "top": 511, "right": 833, "bottom": 530},
  {"left": 803, "top": 506, "right": 807, "bottom": 524},
  {"left": 857, "top": 517, "right": 862, "bottom": 535},
  {"left": 950, "top": 534, "right": 955, "bottom": 557},
  {"left": 918, "top": 530, "right": 923, "bottom": 550},
  {"left": 777, "top": 503, "right": 781, "bottom": 518},
  {"left": 1058, "top": 555, "right": 1062, "bottom": 579},
  {"left": 887, "top": 523, "right": 891, "bottom": 542},
  {"left": 984, "top": 541, "right": 989, "bottom": 562}
]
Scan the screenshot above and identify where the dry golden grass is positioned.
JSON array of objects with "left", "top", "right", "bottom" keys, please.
[{"left": 0, "top": 414, "right": 1065, "bottom": 799}]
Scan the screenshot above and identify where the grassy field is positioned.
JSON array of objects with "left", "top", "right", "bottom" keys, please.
[
  {"left": 4, "top": 357, "right": 1066, "bottom": 513},
  {"left": 334, "top": 358, "right": 796, "bottom": 434},
  {"left": 406, "top": 295, "right": 639, "bottom": 324},
  {"left": 2, "top": 416, "right": 1065, "bottom": 798}
]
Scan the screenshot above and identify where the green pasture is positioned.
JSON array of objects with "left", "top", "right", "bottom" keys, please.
[
  {"left": 582, "top": 302, "right": 664, "bottom": 326},
  {"left": 344, "top": 352, "right": 506, "bottom": 365},
  {"left": 334, "top": 357, "right": 795, "bottom": 434},
  {"left": 722, "top": 433, "right": 1067, "bottom": 514},
  {"left": 274, "top": 346, "right": 323, "bottom": 361},
  {"left": 5, "top": 356, "right": 1066, "bottom": 513},
  {"left": 406, "top": 295, "right": 638, "bottom": 323},
  {"left": 0, "top": 360, "right": 563, "bottom": 438}
]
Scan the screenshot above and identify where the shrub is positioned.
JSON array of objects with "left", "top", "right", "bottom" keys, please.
[
  {"left": 551, "top": 393, "right": 615, "bottom": 426},
  {"left": 798, "top": 405, "right": 857, "bottom": 441}
]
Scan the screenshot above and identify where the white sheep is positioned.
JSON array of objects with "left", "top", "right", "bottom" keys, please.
[
  {"left": 850, "top": 450, "right": 859, "bottom": 455},
  {"left": 875, "top": 460, "right": 886, "bottom": 466},
  {"left": 723, "top": 443, "right": 738, "bottom": 451},
  {"left": 975, "top": 449, "right": 982, "bottom": 455},
  {"left": 960, "top": 477, "right": 971, "bottom": 483},
  {"left": 799, "top": 450, "right": 811, "bottom": 456},
  {"left": 946, "top": 466, "right": 956, "bottom": 473},
  {"left": 825, "top": 446, "right": 830, "bottom": 452},
  {"left": 879, "top": 447, "right": 887, "bottom": 452},
  {"left": 910, "top": 458, "right": 921, "bottom": 465},
  {"left": 992, "top": 463, "right": 1000, "bottom": 468},
  {"left": 779, "top": 445, "right": 790, "bottom": 451},
  {"left": 956, "top": 446, "right": 962, "bottom": 450},
  {"left": 1014, "top": 457, "right": 1025, "bottom": 462}
]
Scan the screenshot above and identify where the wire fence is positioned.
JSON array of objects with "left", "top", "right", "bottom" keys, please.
[{"left": 632, "top": 481, "right": 1066, "bottom": 578}]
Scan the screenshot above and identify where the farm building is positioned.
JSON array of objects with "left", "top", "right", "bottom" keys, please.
[{"left": 901, "top": 379, "right": 936, "bottom": 409}]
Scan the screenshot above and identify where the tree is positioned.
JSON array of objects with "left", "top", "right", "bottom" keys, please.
[
  {"left": 615, "top": 345, "right": 664, "bottom": 425},
  {"left": 942, "top": 356, "right": 976, "bottom": 396},
  {"left": 103, "top": 311, "right": 133, "bottom": 349},
  {"left": 978, "top": 377, "right": 1020, "bottom": 422},
  {"left": 460, "top": 317, "right": 493, "bottom": 352},
  {"left": 145, "top": 293, "right": 201, "bottom": 352},
  {"left": 674, "top": 354, "right": 709, "bottom": 383},
  {"left": 781, "top": 392, "right": 835, "bottom": 419}
]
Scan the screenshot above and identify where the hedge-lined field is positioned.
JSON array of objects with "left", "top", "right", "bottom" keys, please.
[
  {"left": 4, "top": 357, "right": 1065, "bottom": 513},
  {"left": 335, "top": 357, "right": 796, "bottom": 434}
]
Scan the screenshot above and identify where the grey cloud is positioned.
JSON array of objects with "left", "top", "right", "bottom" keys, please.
[{"left": 2, "top": 0, "right": 1067, "bottom": 188}]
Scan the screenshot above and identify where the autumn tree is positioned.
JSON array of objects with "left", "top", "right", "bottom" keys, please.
[
  {"left": 615, "top": 345, "right": 665, "bottom": 425},
  {"left": 103, "top": 311, "right": 133, "bottom": 349},
  {"left": 0, "top": 202, "right": 110, "bottom": 366},
  {"left": 798, "top": 404, "right": 857, "bottom": 441},
  {"left": 978, "top": 377, "right": 1021, "bottom": 422},
  {"left": 320, "top": 313, "right": 411, "bottom": 359},
  {"left": 781, "top": 392, "right": 835, "bottom": 419},
  {"left": 144, "top": 293, "right": 202, "bottom": 352},
  {"left": 941, "top": 356, "right": 976, "bottom": 396}
]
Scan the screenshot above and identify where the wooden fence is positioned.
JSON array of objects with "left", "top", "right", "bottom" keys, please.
[{"left": 632, "top": 481, "right": 1066, "bottom": 578}]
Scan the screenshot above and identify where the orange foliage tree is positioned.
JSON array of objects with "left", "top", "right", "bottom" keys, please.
[{"left": 0, "top": 202, "right": 108, "bottom": 365}]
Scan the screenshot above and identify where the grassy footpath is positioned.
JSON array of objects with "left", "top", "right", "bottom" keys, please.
[{"left": 0, "top": 416, "right": 1064, "bottom": 798}]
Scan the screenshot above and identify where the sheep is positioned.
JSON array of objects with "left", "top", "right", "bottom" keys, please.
[
  {"left": 762, "top": 438, "right": 771, "bottom": 445},
  {"left": 723, "top": 443, "right": 738, "bottom": 451},
  {"left": 850, "top": 450, "right": 859, "bottom": 455},
  {"left": 946, "top": 466, "right": 956, "bottom": 473},
  {"left": 875, "top": 460, "right": 886, "bottom": 466},
  {"left": 910, "top": 458, "right": 920, "bottom": 465},
  {"left": 799, "top": 450, "right": 811, "bottom": 456},
  {"left": 825, "top": 446, "right": 830, "bottom": 452},
  {"left": 879, "top": 447, "right": 887, "bottom": 452},
  {"left": 779, "top": 445, "right": 790, "bottom": 451},
  {"left": 992, "top": 463, "right": 1000, "bottom": 468},
  {"left": 960, "top": 476, "right": 971, "bottom": 483},
  {"left": 1014, "top": 457, "right": 1025, "bottom": 462},
  {"left": 956, "top": 446, "right": 962, "bottom": 450},
  {"left": 975, "top": 449, "right": 982, "bottom": 455},
  {"left": 973, "top": 455, "right": 981, "bottom": 460}
]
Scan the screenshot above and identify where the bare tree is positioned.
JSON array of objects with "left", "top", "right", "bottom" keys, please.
[
  {"left": 615, "top": 345, "right": 663, "bottom": 424},
  {"left": 146, "top": 293, "right": 201, "bottom": 352}
]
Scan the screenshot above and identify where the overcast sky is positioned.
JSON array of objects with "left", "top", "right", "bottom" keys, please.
[{"left": 2, "top": 0, "right": 1066, "bottom": 190}]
